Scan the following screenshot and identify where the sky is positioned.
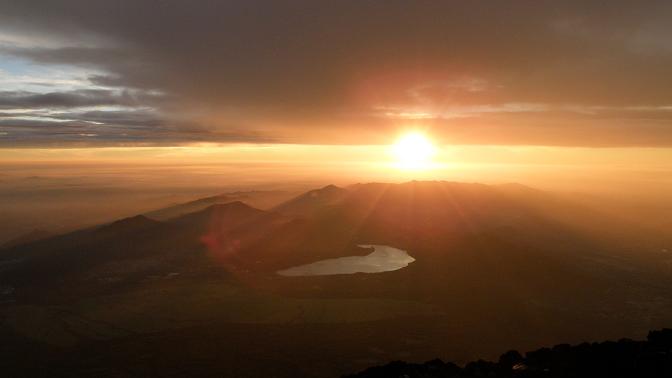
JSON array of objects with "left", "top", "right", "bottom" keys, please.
[
  {"left": 0, "top": 1, "right": 671, "bottom": 196},
  {"left": 0, "top": 1, "right": 671, "bottom": 148}
]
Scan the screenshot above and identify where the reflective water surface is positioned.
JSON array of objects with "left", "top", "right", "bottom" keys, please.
[{"left": 277, "top": 244, "right": 415, "bottom": 276}]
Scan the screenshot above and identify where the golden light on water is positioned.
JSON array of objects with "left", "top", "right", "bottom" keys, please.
[{"left": 391, "top": 132, "right": 437, "bottom": 170}]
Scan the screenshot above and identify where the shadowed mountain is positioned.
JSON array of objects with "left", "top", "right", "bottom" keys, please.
[
  {"left": 0, "top": 215, "right": 170, "bottom": 290},
  {"left": 0, "top": 201, "right": 288, "bottom": 298},
  {"left": 0, "top": 215, "right": 162, "bottom": 261}
]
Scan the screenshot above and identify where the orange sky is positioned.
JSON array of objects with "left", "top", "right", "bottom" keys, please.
[
  {"left": 2, "top": 143, "right": 671, "bottom": 196},
  {"left": 1, "top": 2, "right": 671, "bottom": 202}
]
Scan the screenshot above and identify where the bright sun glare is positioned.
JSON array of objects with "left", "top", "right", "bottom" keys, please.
[{"left": 391, "top": 132, "right": 437, "bottom": 170}]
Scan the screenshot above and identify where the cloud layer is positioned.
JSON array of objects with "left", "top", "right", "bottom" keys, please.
[{"left": 1, "top": 1, "right": 672, "bottom": 146}]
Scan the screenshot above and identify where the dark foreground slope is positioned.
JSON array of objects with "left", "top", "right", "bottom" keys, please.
[{"left": 347, "top": 328, "right": 672, "bottom": 378}]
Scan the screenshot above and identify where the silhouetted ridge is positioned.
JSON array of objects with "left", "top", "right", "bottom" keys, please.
[
  {"left": 169, "top": 200, "right": 267, "bottom": 231},
  {"left": 143, "top": 190, "right": 291, "bottom": 221},
  {"left": 189, "top": 194, "right": 231, "bottom": 205},
  {"left": 320, "top": 184, "right": 343, "bottom": 192},
  {"left": 144, "top": 194, "right": 233, "bottom": 220},
  {"left": 183, "top": 200, "right": 264, "bottom": 219},
  {"left": 208, "top": 200, "right": 256, "bottom": 212},
  {"left": 345, "top": 329, "right": 672, "bottom": 378},
  {"left": 98, "top": 215, "right": 160, "bottom": 233}
]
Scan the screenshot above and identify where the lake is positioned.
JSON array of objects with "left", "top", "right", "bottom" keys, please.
[{"left": 277, "top": 244, "right": 415, "bottom": 277}]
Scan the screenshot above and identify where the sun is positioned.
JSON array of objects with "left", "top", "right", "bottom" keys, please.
[{"left": 391, "top": 132, "right": 437, "bottom": 169}]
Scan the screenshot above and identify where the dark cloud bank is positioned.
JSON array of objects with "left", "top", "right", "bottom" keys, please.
[{"left": 1, "top": 1, "right": 672, "bottom": 146}]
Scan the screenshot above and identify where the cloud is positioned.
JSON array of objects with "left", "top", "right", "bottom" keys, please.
[
  {"left": 0, "top": 89, "right": 161, "bottom": 109},
  {"left": 0, "top": 1, "right": 671, "bottom": 146},
  {"left": 0, "top": 116, "right": 274, "bottom": 147}
]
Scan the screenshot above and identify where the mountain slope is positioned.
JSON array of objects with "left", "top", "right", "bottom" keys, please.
[{"left": 0, "top": 201, "right": 287, "bottom": 296}]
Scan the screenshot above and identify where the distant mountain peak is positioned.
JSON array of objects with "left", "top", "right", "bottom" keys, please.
[
  {"left": 321, "top": 184, "right": 342, "bottom": 191},
  {"left": 207, "top": 200, "right": 259, "bottom": 212},
  {"left": 170, "top": 200, "right": 266, "bottom": 230},
  {"left": 143, "top": 190, "right": 294, "bottom": 221},
  {"left": 308, "top": 184, "right": 346, "bottom": 197},
  {"left": 99, "top": 214, "right": 160, "bottom": 233},
  {"left": 143, "top": 194, "right": 233, "bottom": 221}
]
